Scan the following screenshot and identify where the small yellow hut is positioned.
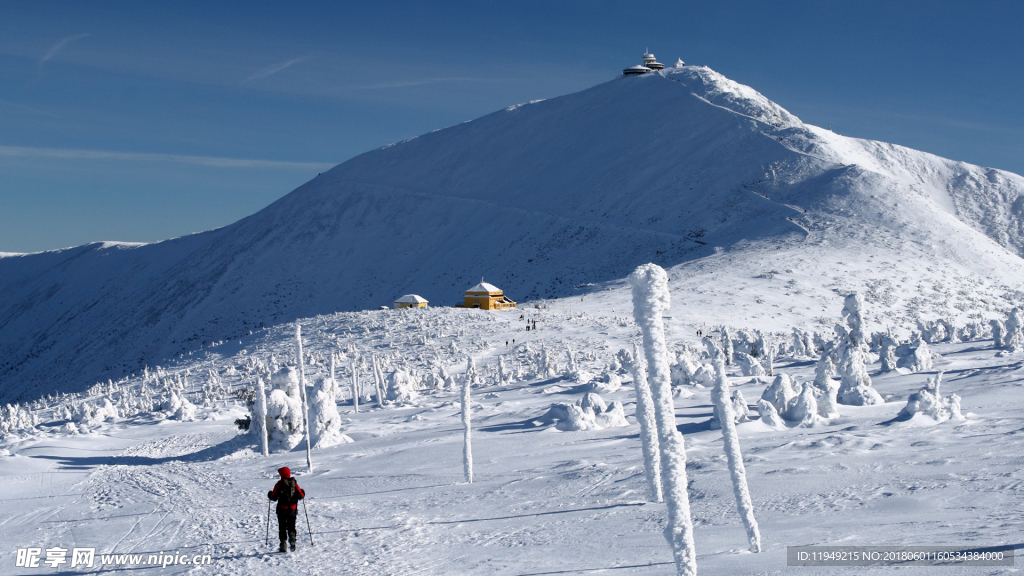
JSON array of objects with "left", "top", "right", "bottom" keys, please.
[
  {"left": 393, "top": 294, "right": 428, "bottom": 309},
  {"left": 461, "top": 281, "right": 516, "bottom": 310}
]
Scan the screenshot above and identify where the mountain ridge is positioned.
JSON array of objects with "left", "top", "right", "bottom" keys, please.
[{"left": 2, "top": 65, "right": 1024, "bottom": 400}]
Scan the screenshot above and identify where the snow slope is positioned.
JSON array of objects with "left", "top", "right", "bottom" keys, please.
[
  {"left": 1, "top": 304, "right": 1021, "bottom": 575},
  {"left": 3, "top": 66, "right": 1024, "bottom": 400}
]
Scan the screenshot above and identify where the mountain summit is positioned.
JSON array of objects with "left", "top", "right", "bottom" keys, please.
[{"left": 3, "top": 65, "right": 1024, "bottom": 399}]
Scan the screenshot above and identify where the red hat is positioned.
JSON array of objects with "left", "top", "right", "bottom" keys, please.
[{"left": 278, "top": 467, "right": 291, "bottom": 478}]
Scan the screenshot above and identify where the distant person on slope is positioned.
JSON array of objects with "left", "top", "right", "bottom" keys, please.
[{"left": 268, "top": 467, "right": 305, "bottom": 553}]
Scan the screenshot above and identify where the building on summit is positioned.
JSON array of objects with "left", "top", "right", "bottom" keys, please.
[
  {"left": 623, "top": 50, "right": 671, "bottom": 76},
  {"left": 393, "top": 294, "right": 428, "bottom": 309},
  {"left": 459, "top": 281, "right": 516, "bottom": 310}
]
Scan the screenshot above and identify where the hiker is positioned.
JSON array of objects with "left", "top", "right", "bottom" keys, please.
[{"left": 268, "top": 467, "right": 306, "bottom": 552}]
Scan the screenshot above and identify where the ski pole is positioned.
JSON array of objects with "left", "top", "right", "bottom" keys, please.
[
  {"left": 302, "top": 498, "right": 314, "bottom": 546},
  {"left": 266, "top": 500, "right": 272, "bottom": 547}
]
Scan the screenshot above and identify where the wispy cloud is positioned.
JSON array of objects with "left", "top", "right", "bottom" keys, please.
[
  {"left": 0, "top": 145, "right": 335, "bottom": 170},
  {"left": 352, "top": 77, "right": 513, "bottom": 90},
  {"left": 244, "top": 55, "right": 313, "bottom": 83},
  {"left": 38, "top": 33, "right": 90, "bottom": 70}
]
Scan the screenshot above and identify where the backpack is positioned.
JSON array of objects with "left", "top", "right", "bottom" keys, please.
[{"left": 278, "top": 478, "right": 299, "bottom": 507}]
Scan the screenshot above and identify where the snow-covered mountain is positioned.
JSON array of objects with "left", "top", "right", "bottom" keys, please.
[{"left": 3, "top": 65, "right": 1024, "bottom": 401}]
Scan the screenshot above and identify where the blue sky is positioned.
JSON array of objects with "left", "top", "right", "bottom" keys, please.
[{"left": 1, "top": 0, "right": 1022, "bottom": 253}]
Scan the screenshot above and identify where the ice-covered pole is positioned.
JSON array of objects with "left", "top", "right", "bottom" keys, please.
[
  {"left": 704, "top": 338, "right": 761, "bottom": 553},
  {"left": 296, "top": 324, "right": 313, "bottom": 472},
  {"left": 461, "top": 357, "right": 474, "bottom": 483},
  {"left": 255, "top": 375, "right": 269, "bottom": 457},
  {"left": 628, "top": 263, "right": 697, "bottom": 576},
  {"left": 374, "top": 355, "right": 386, "bottom": 407},
  {"left": 351, "top": 354, "right": 359, "bottom": 413},
  {"left": 627, "top": 343, "right": 662, "bottom": 503}
]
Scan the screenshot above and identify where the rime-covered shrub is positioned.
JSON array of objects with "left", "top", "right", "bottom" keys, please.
[
  {"left": 386, "top": 370, "right": 419, "bottom": 404},
  {"left": 900, "top": 373, "right": 964, "bottom": 423},
  {"left": 162, "top": 391, "right": 196, "bottom": 421},
  {"left": 266, "top": 385, "right": 304, "bottom": 452},
  {"left": 836, "top": 344, "right": 884, "bottom": 406},
  {"left": 711, "top": 389, "right": 751, "bottom": 430},
  {"left": 309, "top": 379, "right": 352, "bottom": 449},
  {"left": 736, "top": 353, "right": 767, "bottom": 377},
  {"left": 756, "top": 399, "right": 786, "bottom": 429},
  {"left": 896, "top": 337, "right": 935, "bottom": 372},
  {"left": 588, "top": 372, "right": 622, "bottom": 394},
  {"left": 671, "top": 350, "right": 700, "bottom": 386},
  {"left": 1004, "top": 308, "right": 1024, "bottom": 352},
  {"left": 761, "top": 374, "right": 797, "bottom": 414}
]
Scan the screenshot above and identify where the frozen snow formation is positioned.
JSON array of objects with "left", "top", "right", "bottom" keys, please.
[
  {"left": 161, "top": 390, "right": 195, "bottom": 421},
  {"left": 266, "top": 367, "right": 306, "bottom": 451},
  {"left": 900, "top": 372, "right": 964, "bottom": 423},
  {"left": 624, "top": 345, "right": 663, "bottom": 503},
  {"left": 735, "top": 353, "right": 767, "bottom": 377},
  {"left": 896, "top": 336, "right": 936, "bottom": 372},
  {"left": 546, "top": 393, "right": 629, "bottom": 431},
  {"left": 759, "top": 372, "right": 838, "bottom": 426},
  {"left": 588, "top": 372, "right": 622, "bottom": 394},
  {"left": 704, "top": 337, "right": 762, "bottom": 553},
  {"left": 832, "top": 295, "right": 884, "bottom": 406},
  {"left": 309, "top": 378, "right": 353, "bottom": 449},
  {"left": 74, "top": 397, "right": 120, "bottom": 425},
  {"left": 629, "top": 263, "right": 697, "bottom": 575},
  {"left": 385, "top": 369, "right": 419, "bottom": 404}
]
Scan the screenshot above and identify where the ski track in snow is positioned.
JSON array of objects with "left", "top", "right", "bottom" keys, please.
[{"left": 1, "top": 305, "right": 1022, "bottom": 575}]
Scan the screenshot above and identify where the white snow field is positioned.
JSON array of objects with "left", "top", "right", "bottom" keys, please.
[
  {"left": 3, "top": 65, "right": 1024, "bottom": 399},
  {"left": 1, "top": 305, "right": 1022, "bottom": 575},
  {"left": 2, "top": 64, "right": 1024, "bottom": 574}
]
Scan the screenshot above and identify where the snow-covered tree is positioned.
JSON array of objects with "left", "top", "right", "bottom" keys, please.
[
  {"left": 704, "top": 338, "right": 762, "bottom": 553},
  {"left": 350, "top": 357, "right": 360, "bottom": 413},
  {"left": 735, "top": 353, "right": 767, "bottom": 377},
  {"left": 787, "top": 383, "right": 824, "bottom": 427},
  {"left": 386, "top": 370, "right": 419, "bottom": 404},
  {"left": 625, "top": 345, "right": 663, "bottom": 503},
  {"left": 754, "top": 332, "right": 774, "bottom": 376},
  {"left": 267, "top": 367, "right": 305, "bottom": 451},
  {"left": 253, "top": 376, "right": 269, "bottom": 456},
  {"left": 842, "top": 293, "right": 866, "bottom": 348},
  {"left": 1003, "top": 308, "right": 1023, "bottom": 352},
  {"left": 879, "top": 334, "right": 898, "bottom": 372},
  {"left": 900, "top": 372, "right": 964, "bottom": 423},
  {"left": 670, "top": 348, "right": 699, "bottom": 387},
  {"left": 309, "top": 378, "right": 352, "bottom": 449},
  {"left": 461, "top": 361, "right": 473, "bottom": 483},
  {"left": 836, "top": 343, "right": 883, "bottom": 406},
  {"left": 761, "top": 374, "right": 797, "bottom": 414},
  {"left": 721, "top": 327, "right": 734, "bottom": 366},
  {"left": 990, "top": 318, "right": 1006, "bottom": 349},
  {"left": 756, "top": 399, "right": 786, "bottom": 429},
  {"left": 629, "top": 263, "right": 697, "bottom": 576},
  {"left": 295, "top": 324, "right": 313, "bottom": 471},
  {"left": 162, "top": 390, "right": 195, "bottom": 421},
  {"left": 813, "top": 354, "right": 836, "bottom": 390}
]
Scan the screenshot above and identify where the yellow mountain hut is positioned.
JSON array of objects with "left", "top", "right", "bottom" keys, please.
[
  {"left": 460, "top": 282, "right": 516, "bottom": 310},
  {"left": 393, "top": 294, "right": 428, "bottom": 309}
]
